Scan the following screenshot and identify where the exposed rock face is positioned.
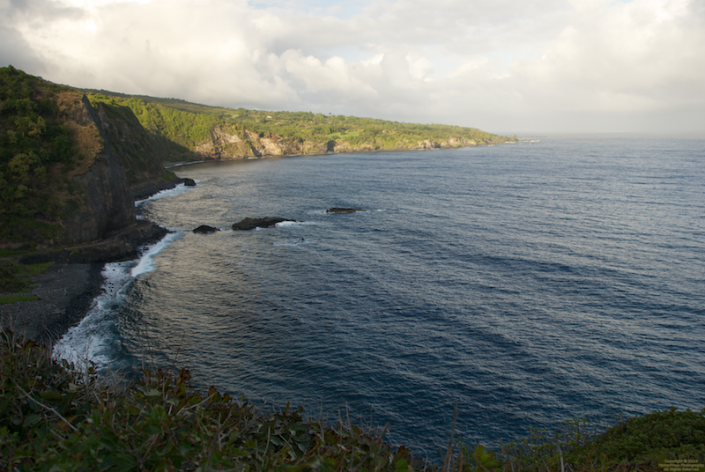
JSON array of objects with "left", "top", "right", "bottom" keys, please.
[
  {"left": 132, "top": 178, "right": 186, "bottom": 201},
  {"left": 326, "top": 208, "right": 365, "bottom": 213},
  {"left": 58, "top": 97, "right": 136, "bottom": 245},
  {"left": 91, "top": 100, "right": 177, "bottom": 188},
  {"left": 193, "top": 225, "right": 219, "bottom": 234},
  {"left": 232, "top": 217, "right": 298, "bottom": 231},
  {"left": 186, "top": 123, "right": 482, "bottom": 162},
  {"left": 194, "top": 127, "right": 305, "bottom": 160}
]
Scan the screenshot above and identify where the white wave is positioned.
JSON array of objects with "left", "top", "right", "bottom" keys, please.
[
  {"left": 135, "top": 183, "right": 193, "bottom": 207},
  {"left": 53, "top": 231, "right": 182, "bottom": 368},
  {"left": 52, "top": 262, "right": 132, "bottom": 368},
  {"left": 131, "top": 232, "right": 181, "bottom": 278},
  {"left": 275, "top": 220, "right": 312, "bottom": 228}
]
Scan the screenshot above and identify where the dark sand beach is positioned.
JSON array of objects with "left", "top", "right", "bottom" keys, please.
[{"left": 1, "top": 263, "right": 103, "bottom": 345}]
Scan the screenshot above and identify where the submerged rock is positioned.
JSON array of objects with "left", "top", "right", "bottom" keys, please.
[
  {"left": 326, "top": 208, "right": 365, "bottom": 213},
  {"left": 193, "top": 225, "right": 219, "bottom": 234},
  {"left": 232, "top": 217, "right": 297, "bottom": 231}
]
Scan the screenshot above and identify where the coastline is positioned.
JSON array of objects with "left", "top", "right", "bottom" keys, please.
[
  {"left": 0, "top": 139, "right": 516, "bottom": 346},
  {"left": 163, "top": 139, "right": 520, "bottom": 169},
  {"left": 0, "top": 194, "right": 174, "bottom": 347}
]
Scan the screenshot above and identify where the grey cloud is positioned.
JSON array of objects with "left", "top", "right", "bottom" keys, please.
[
  {"left": 0, "top": 24, "right": 44, "bottom": 72},
  {"left": 2, "top": 0, "right": 703, "bottom": 133}
]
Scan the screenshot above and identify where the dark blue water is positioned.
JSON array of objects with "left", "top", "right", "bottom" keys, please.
[{"left": 58, "top": 135, "right": 705, "bottom": 458}]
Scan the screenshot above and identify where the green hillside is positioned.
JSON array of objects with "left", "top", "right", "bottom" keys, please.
[
  {"left": 84, "top": 89, "right": 516, "bottom": 162},
  {"left": 0, "top": 67, "right": 92, "bottom": 242}
]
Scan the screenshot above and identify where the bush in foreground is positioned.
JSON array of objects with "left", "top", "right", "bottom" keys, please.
[
  {"left": 1, "top": 327, "right": 703, "bottom": 471},
  {"left": 0, "top": 328, "right": 426, "bottom": 471}
]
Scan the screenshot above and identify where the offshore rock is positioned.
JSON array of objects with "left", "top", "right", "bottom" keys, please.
[
  {"left": 326, "top": 208, "right": 365, "bottom": 213},
  {"left": 184, "top": 178, "right": 197, "bottom": 187},
  {"left": 193, "top": 225, "right": 219, "bottom": 234},
  {"left": 232, "top": 217, "right": 297, "bottom": 231}
]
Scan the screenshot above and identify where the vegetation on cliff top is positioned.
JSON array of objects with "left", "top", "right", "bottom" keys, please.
[
  {"left": 1, "top": 327, "right": 703, "bottom": 471},
  {"left": 0, "top": 67, "right": 178, "bottom": 246},
  {"left": 0, "top": 66, "right": 90, "bottom": 242},
  {"left": 85, "top": 90, "right": 516, "bottom": 162}
]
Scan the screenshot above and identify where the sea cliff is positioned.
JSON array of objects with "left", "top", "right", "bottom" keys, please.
[
  {"left": 0, "top": 67, "right": 172, "bottom": 343},
  {"left": 1, "top": 66, "right": 513, "bottom": 344},
  {"left": 84, "top": 91, "right": 517, "bottom": 165}
]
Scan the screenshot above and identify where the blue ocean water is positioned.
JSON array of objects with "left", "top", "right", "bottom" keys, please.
[{"left": 55, "top": 134, "right": 705, "bottom": 458}]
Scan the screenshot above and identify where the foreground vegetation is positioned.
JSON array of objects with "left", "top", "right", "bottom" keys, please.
[{"left": 1, "top": 328, "right": 703, "bottom": 471}]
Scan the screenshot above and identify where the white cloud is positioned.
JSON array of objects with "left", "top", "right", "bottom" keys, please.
[{"left": 1, "top": 0, "right": 703, "bottom": 132}]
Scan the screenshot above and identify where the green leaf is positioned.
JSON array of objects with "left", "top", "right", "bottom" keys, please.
[{"left": 39, "top": 390, "right": 63, "bottom": 402}]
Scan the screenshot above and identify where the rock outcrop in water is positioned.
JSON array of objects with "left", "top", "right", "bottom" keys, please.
[
  {"left": 193, "top": 225, "right": 219, "bottom": 234},
  {"left": 326, "top": 208, "right": 365, "bottom": 213},
  {"left": 232, "top": 217, "right": 298, "bottom": 230}
]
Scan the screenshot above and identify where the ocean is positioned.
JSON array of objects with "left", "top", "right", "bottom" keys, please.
[{"left": 54, "top": 134, "right": 705, "bottom": 458}]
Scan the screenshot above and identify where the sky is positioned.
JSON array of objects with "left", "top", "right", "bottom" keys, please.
[{"left": 1, "top": 0, "right": 703, "bottom": 134}]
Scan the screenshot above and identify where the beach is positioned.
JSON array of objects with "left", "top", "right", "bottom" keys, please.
[
  {"left": 0, "top": 263, "right": 103, "bottom": 345},
  {"left": 0, "top": 220, "right": 169, "bottom": 346}
]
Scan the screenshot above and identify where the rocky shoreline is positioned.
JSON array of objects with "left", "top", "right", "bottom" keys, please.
[{"left": 1, "top": 213, "right": 171, "bottom": 347}]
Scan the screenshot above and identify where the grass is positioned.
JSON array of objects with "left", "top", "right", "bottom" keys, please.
[
  {"left": 19, "top": 261, "right": 53, "bottom": 276},
  {"left": 0, "top": 295, "right": 38, "bottom": 304},
  {"left": 0, "top": 249, "right": 31, "bottom": 258},
  {"left": 0, "top": 326, "right": 702, "bottom": 471},
  {"left": 496, "top": 413, "right": 705, "bottom": 472},
  {"left": 0, "top": 260, "right": 52, "bottom": 294},
  {"left": 0, "top": 328, "right": 429, "bottom": 471}
]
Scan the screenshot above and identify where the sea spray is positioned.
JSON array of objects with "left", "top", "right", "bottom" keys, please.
[
  {"left": 53, "top": 179, "right": 195, "bottom": 368},
  {"left": 53, "top": 232, "right": 182, "bottom": 369},
  {"left": 135, "top": 183, "right": 192, "bottom": 207}
]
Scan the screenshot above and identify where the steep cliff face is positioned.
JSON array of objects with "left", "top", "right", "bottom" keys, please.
[
  {"left": 58, "top": 97, "right": 136, "bottom": 244},
  {"left": 188, "top": 127, "right": 479, "bottom": 160},
  {"left": 192, "top": 127, "right": 304, "bottom": 159},
  {"left": 88, "top": 100, "right": 178, "bottom": 186},
  {"left": 0, "top": 68, "right": 166, "bottom": 248}
]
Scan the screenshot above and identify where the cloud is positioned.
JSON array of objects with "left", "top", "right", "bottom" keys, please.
[{"left": 1, "top": 0, "right": 702, "bottom": 132}]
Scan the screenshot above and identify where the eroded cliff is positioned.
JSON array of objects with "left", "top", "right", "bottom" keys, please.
[
  {"left": 0, "top": 67, "right": 169, "bottom": 249},
  {"left": 84, "top": 92, "right": 515, "bottom": 164}
]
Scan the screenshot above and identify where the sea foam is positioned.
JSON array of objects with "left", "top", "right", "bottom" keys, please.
[
  {"left": 135, "top": 183, "right": 192, "bottom": 207},
  {"left": 52, "top": 231, "right": 182, "bottom": 368}
]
